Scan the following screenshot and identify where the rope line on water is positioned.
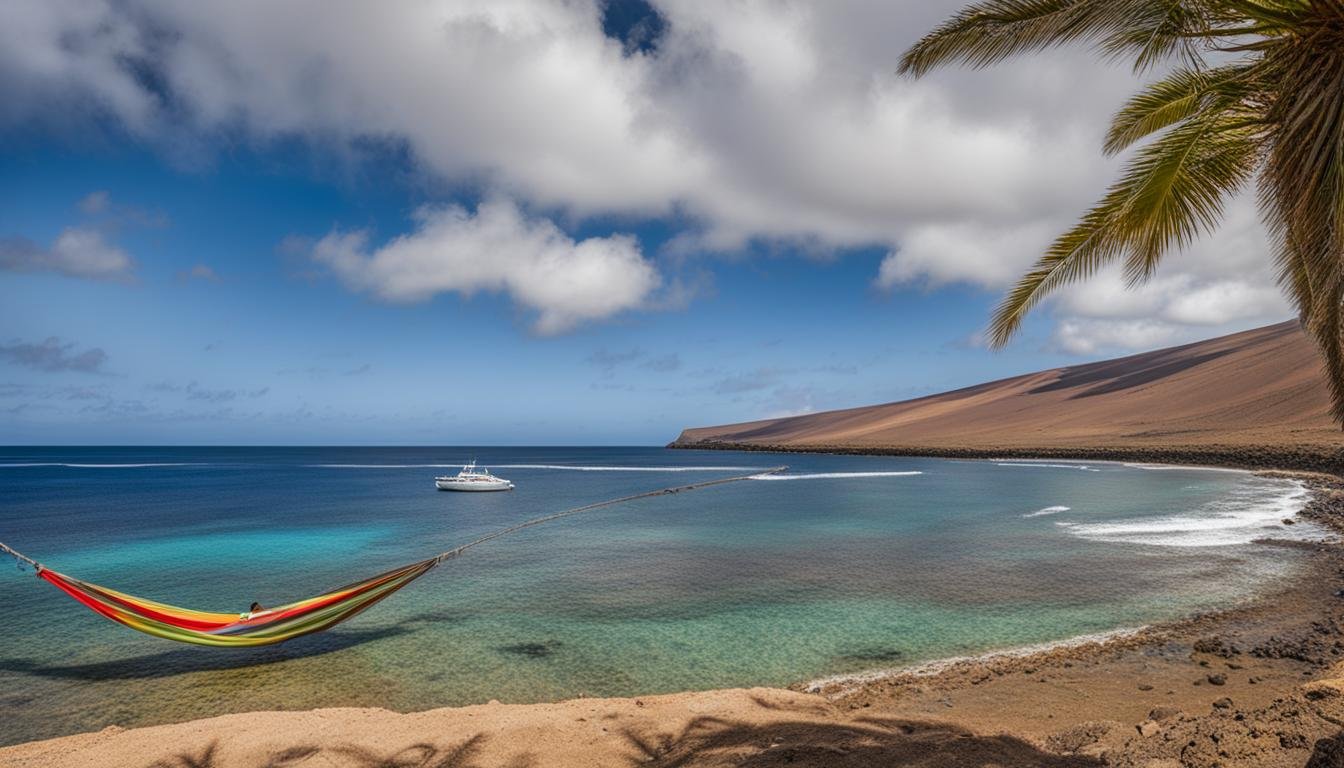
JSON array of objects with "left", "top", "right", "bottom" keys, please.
[
  {"left": 0, "top": 465, "right": 787, "bottom": 646},
  {"left": 0, "top": 541, "right": 41, "bottom": 572},
  {"left": 431, "top": 466, "right": 786, "bottom": 564},
  {"left": 0, "top": 466, "right": 789, "bottom": 574}
]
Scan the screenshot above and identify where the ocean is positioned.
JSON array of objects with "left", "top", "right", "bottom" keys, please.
[{"left": 0, "top": 446, "right": 1323, "bottom": 745}]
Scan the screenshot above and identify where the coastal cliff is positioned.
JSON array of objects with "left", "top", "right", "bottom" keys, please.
[{"left": 672, "top": 321, "right": 1344, "bottom": 474}]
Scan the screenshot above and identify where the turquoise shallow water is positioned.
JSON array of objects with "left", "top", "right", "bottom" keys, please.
[{"left": 0, "top": 447, "right": 1324, "bottom": 744}]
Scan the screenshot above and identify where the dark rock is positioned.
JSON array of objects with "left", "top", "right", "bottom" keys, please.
[
  {"left": 1212, "top": 697, "right": 1232, "bottom": 709},
  {"left": 496, "top": 639, "right": 563, "bottom": 658},
  {"left": 1307, "top": 734, "right": 1344, "bottom": 768},
  {"left": 1137, "top": 683, "right": 1154, "bottom": 691},
  {"left": 1208, "top": 673, "right": 1227, "bottom": 686},
  {"left": 836, "top": 645, "right": 905, "bottom": 663},
  {"left": 1148, "top": 706, "right": 1182, "bottom": 721},
  {"left": 1194, "top": 636, "right": 1241, "bottom": 658}
]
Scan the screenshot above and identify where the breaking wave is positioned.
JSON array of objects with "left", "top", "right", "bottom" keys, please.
[
  {"left": 1022, "top": 505, "right": 1070, "bottom": 518},
  {"left": 1122, "top": 463, "right": 1249, "bottom": 473},
  {"left": 310, "top": 463, "right": 766, "bottom": 472},
  {"left": 1058, "top": 479, "right": 1317, "bottom": 547},
  {"left": 750, "top": 471, "right": 923, "bottom": 481},
  {"left": 996, "top": 462, "right": 1100, "bottom": 472}
]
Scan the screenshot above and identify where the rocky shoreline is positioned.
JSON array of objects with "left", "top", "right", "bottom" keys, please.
[{"left": 782, "top": 470, "right": 1344, "bottom": 766}]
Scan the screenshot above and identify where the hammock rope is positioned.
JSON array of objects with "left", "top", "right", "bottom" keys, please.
[{"left": 0, "top": 466, "right": 785, "bottom": 647}]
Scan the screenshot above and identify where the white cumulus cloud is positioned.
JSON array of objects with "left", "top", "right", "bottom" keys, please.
[
  {"left": 311, "top": 199, "right": 660, "bottom": 334},
  {"left": 0, "top": 0, "right": 1298, "bottom": 349},
  {"left": 0, "top": 227, "right": 133, "bottom": 280}
]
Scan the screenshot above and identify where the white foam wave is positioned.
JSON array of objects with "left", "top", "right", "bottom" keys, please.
[
  {"left": 1023, "top": 505, "right": 1071, "bottom": 518},
  {"left": 493, "top": 464, "right": 764, "bottom": 472},
  {"left": 996, "top": 462, "right": 1100, "bottom": 472},
  {"left": 309, "top": 463, "right": 764, "bottom": 472},
  {"left": 309, "top": 464, "right": 460, "bottom": 468},
  {"left": 1122, "top": 462, "right": 1249, "bottom": 474},
  {"left": 1059, "top": 480, "right": 1318, "bottom": 547},
  {"left": 750, "top": 471, "right": 923, "bottom": 481},
  {"left": 806, "top": 625, "right": 1147, "bottom": 694},
  {"left": 0, "top": 462, "right": 198, "bottom": 468}
]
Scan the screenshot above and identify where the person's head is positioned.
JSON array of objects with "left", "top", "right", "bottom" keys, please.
[{"left": 250, "top": 602, "right": 262, "bottom": 613}]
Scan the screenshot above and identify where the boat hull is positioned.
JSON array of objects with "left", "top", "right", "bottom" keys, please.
[{"left": 435, "top": 479, "right": 514, "bottom": 492}]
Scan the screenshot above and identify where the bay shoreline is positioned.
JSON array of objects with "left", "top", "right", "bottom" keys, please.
[{"left": 4, "top": 455, "right": 1344, "bottom": 767}]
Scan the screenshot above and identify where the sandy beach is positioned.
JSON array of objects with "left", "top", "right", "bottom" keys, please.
[{"left": 1, "top": 471, "right": 1341, "bottom": 767}]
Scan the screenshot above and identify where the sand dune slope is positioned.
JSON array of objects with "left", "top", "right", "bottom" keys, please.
[{"left": 673, "top": 321, "right": 1342, "bottom": 467}]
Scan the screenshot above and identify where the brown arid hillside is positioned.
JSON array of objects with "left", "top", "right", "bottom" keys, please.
[{"left": 672, "top": 321, "right": 1344, "bottom": 474}]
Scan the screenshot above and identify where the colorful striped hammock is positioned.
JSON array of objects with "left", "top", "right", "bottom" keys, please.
[{"left": 0, "top": 467, "right": 781, "bottom": 647}]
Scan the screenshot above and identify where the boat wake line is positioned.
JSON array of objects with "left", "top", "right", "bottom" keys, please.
[
  {"left": 310, "top": 463, "right": 767, "bottom": 472},
  {"left": 750, "top": 471, "right": 923, "bottom": 481}
]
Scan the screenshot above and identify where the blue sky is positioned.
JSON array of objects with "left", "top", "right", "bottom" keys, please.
[{"left": 0, "top": 1, "right": 1293, "bottom": 444}]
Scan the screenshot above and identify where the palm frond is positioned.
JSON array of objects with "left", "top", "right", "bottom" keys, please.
[
  {"left": 1118, "top": 109, "right": 1260, "bottom": 282},
  {"left": 1104, "top": 63, "right": 1258, "bottom": 154},
  {"left": 1098, "top": 0, "right": 1213, "bottom": 71},
  {"left": 989, "top": 105, "right": 1258, "bottom": 346},
  {"left": 898, "top": 0, "right": 1136, "bottom": 77},
  {"left": 909, "top": 0, "right": 1344, "bottom": 427},
  {"left": 898, "top": 0, "right": 1257, "bottom": 78},
  {"left": 1259, "top": 29, "right": 1344, "bottom": 419}
]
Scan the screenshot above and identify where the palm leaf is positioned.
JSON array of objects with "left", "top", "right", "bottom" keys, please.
[
  {"left": 989, "top": 107, "right": 1259, "bottom": 346},
  {"left": 898, "top": 0, "right": 1135, "bottom": 77},
  {"left": 908, "top": 0, "right": 1344, "bottom": 425},
  {"left": 1104, "top": 63, "right": 1259, "bottom": 154},
  {"left": 1259, "top": 28, "right": 1344, "bottom": 418},
  {"left": 1098, "top": 0, "right": 1214, "bottom": 70}
]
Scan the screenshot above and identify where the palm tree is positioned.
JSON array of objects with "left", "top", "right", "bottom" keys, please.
[{"left": 900, "top": 0, "right": 1344, "bottom": 424}]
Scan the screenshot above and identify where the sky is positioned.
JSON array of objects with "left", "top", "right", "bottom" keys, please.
[{"left": 0, "top": 0, "right": 1296, "bottom": 445}]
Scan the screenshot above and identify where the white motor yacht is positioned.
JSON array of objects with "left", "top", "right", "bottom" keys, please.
[{"left": 435, "top": 461, "right": 515, "bottom": 492}]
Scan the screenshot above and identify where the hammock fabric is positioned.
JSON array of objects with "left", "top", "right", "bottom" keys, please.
[
  {"left": 0, "top": 466, "right": 783, "bottom": 647},
  {"left": 35, "top": 558, "right": 439, "bottom": 647}
]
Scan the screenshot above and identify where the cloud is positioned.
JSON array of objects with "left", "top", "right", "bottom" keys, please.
[
  {"left": 149, "top": 380, "right": 269, "bottom": 402},
  {"left": 0, "top": 0, "right": 1288, "bottom": 348},
  {"left": 0, "top": 228, "right": 133, "bottom": 280},
  {"left": 0, "top": 2, "right": 1116, "bottom": 248},
  {"left": 586, "top": 347, "right": 642, "bottom": 374},
  {"left": 75, "top": 190, "right": 170, "bottom": 228},
  {"left": 875, "top": 221, "right": 1061, "bottom": 290},
  {"left": 641, "top": 353, "right": 681, "bottom": 372},
  {"left": 765, "top": 385, "right": 825, "bottom": 419},
  {"left": 0, "top": 337, "right": 107, "bottom": 372},
  {"left": 1050, "top": 319, "right": 1183, "bottom": 356},
  {"left": 178, "top": 264, "right": 220, "bottom": 282},
  {"left": 712, "top": 367, "right": 784, "bottom": 395},
  {"left": 312, "top": 199, "right": 661, "bottom": 334},
  {"left": 79, "top": 190, "right": 110, "bottom": 214}
]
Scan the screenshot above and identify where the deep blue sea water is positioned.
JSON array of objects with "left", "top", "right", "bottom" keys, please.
[{"left": 0, "top": 447, "right": 1324, "bottom": 744}]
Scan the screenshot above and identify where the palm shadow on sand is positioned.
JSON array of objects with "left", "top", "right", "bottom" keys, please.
[
  {"left": 621, "top": 710, "right": 1104, "bottom": 768},
  {"left": 147, "top": 736, "right": 487, "bottom": 768}
]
